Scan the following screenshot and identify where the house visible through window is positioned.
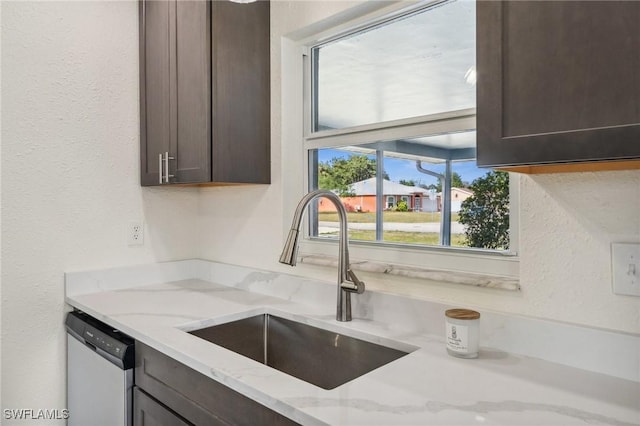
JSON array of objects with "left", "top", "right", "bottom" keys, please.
[{"left": 305, "top": 0, "right": 511, "bottom": 252}]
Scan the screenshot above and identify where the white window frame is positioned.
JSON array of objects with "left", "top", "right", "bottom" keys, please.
[
  {"left": 387, "top": 196, "right": 396, "bottom": 209},
  {"left": 281, "top": 0, "right": 519, "bottom": 278}
]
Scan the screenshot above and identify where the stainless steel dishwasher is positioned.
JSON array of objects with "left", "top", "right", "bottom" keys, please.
[{"left": 66, "top": 311, "right": 135, "bottom": 426}]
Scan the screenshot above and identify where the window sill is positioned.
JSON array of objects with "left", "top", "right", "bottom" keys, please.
[{"left": 297, "top": 254, "right": 520, "bottom": 291}]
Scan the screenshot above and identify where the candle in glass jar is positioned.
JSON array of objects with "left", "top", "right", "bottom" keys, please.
[{"left": 445, "top": 309, "right": 480, "bottom": 358}]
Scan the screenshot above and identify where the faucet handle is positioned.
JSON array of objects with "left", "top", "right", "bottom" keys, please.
[{"left": 342, "top": 269, "right": 365, "bottom": 294}]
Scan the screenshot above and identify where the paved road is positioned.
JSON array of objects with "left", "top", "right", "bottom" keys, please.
[{"left": 319, "top": 221, "right": 465, "bottom": 234}]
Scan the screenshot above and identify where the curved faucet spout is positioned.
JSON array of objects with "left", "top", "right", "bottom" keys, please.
[{"left": 279, "top": 189, "right": 365, "bottom": 321}]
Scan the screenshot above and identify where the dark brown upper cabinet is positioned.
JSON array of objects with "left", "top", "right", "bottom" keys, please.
[
  {"left": 139, "top": 0, "right": 270, "bottom": 186},
  {"left": 477, "top": 1, "right": 640, "bottom": 173}
]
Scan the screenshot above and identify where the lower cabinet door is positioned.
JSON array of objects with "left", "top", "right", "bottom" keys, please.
[
  {"left": 135, "top": 342, "right": 299, "bottom": 426},
  {"left": 134, "top": 387, "right": 193, "bottom": 426}
]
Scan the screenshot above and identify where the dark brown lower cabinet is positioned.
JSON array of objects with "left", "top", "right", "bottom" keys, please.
[
  {"left": 134, "top": 387, "right": 193, "bottom": 426},
  {"left": 135, "top": 342, "right": 299, "bottom": 426}
]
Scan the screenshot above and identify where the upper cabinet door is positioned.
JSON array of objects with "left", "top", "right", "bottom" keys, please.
[
  {"left": 174, "top": 0, "right": 211, "bottom": 184},
  {"left": 139, "top": 0, "right": 173, "bottom": 186},
  {"left": 211, "top": 0, "right": 270, "bottom": 184},
  {"left": 140, "top": 0, "right": 211, "bottom": 186},
  {"left": 477, "top": 1, "right": 640, "bottom": 170}
]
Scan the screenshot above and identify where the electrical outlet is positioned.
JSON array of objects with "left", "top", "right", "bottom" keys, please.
[
  {"left": 128, "top": 221, "right": 144, "bottom": 246},
  {"left": 611, "top": 243, "right": 640, "bottom": 297}
]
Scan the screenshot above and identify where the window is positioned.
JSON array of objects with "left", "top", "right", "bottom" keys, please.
[
  {"left": 283, "top": 0, "right": 519, "bottom": 278},
  {"left": 387, "top": 196, "right": 396, "bottom": 209}
]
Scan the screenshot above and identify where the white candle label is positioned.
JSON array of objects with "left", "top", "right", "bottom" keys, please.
[{"left": 446, "top": 322, "right": 469, "bottom": 353}]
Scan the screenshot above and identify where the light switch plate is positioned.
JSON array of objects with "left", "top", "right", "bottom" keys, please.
[{"left": 611, "top": 243, "right": 640, "bottom": 297}]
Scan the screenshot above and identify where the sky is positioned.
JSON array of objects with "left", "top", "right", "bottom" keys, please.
[{"left": 318, "top": 149, "right": 490, "bottom": 187}]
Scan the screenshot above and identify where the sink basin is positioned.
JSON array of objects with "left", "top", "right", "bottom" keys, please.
[{"left": 188, "top": 314, "right": 412, "bottom": 390}]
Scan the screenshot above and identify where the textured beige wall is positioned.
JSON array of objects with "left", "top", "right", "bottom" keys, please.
[
  {"left": 1, "top": 1, "right": 199, "bottom": 421},
  {"left": 517, "top": 171, "right": 640, "bottom": 329}
]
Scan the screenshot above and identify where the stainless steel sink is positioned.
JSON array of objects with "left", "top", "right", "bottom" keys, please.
[{"left": 189, "top": 314, "right": 412, "bottom": 390}]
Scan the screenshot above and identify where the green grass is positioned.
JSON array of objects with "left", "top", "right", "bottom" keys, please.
[
  {"left": 318, "top": 211, "right": 460, "bottom": 223},
  {"left": 321, "top": 230, "right": 467, "bottom": 246}
]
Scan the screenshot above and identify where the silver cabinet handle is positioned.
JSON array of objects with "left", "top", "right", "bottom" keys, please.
[
  {"left": 164, "top": 152, "right": 175, "bottom": 183},
  {"left": 159, "top": 153, "right": 175, "bottom": 184}
]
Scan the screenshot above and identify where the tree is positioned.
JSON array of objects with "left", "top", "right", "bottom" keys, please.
[
  {"left": 435, "top": 172, "right": 466, "bottom": 191},
  {"left": 395, "top": 200, "right": 409, "bottom": 212},
  {"left": 318, "top": 155, "right": 387, "bottom": 196},
  {"left": 401, "top": 180, "right": 432, "bottom": 190},
  {"left": 458, "top": 171, "right": 509, "bottom": 250}
]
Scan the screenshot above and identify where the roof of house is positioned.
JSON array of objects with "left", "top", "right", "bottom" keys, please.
[
  {"left": 346, "top": 178, "right": 473, "bottom": 198},
  {"left": 449, "top": 187, "right": 474, "bottom": 196},
  {"left": 349, "top": 178, "right": 427, "bottom": 196}
]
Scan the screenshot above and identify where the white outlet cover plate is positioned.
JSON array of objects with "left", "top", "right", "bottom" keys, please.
[
  {"left": 611, "top": 243, "right": 640, "bottom": 297},
  {"left": 128, "top": 221, "right": 144, "bottom": 246}
]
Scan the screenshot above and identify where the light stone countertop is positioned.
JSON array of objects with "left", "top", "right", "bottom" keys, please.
[{"left": 65, "top": 272, "right": 640, "bottom": 426}]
